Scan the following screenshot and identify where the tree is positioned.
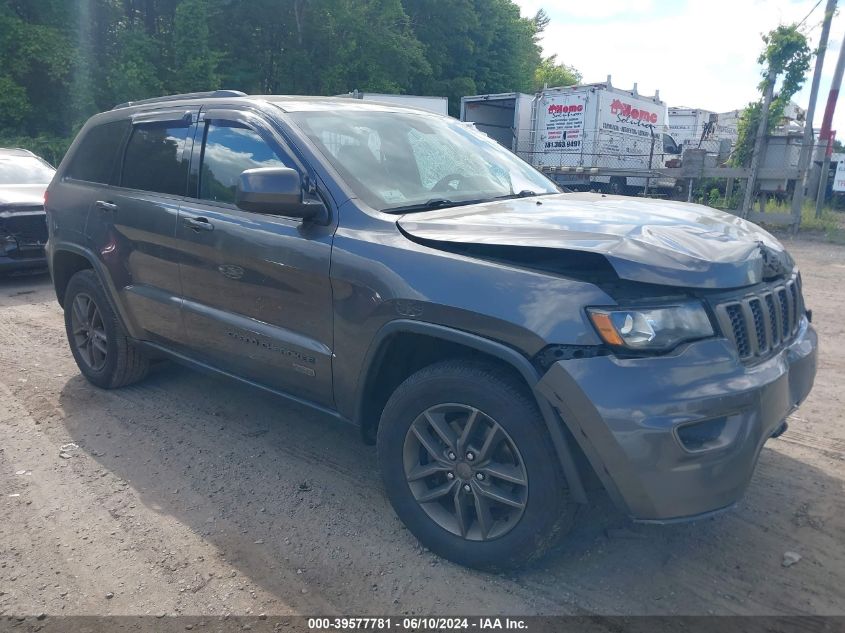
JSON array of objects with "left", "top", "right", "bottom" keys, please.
[
  {"left": 106, "top": 28, "right": 164, "bottom": 105},
  {"left": 732, "top": 24, "right": 812, "bottom": 166},
  {"left": 1, "top": 0, "right": 571, "bottom": 155},
  {"left": 534, "top": 55, "right": 581, "bottom": 91},
  {"left": 172, "top": 0, "right": 219, "bottom": 93},
  {"left": 0, "top": 2, "right": 72, "bottom": 135},
  {"left": 403, "top": 0, "right": 547, "bottom": 114}
]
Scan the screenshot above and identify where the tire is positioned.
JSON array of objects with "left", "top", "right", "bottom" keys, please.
[
  {"left": 63, "top": 269, "right": 149, "bottom": 389},
  {"left": 608, "top": 177, "right": 628, "bottom": 196},
  {"left": 377, "top": 360, "right": 577, "bottom": 570}
]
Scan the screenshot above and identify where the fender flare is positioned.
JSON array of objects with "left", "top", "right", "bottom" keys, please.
[
  {"left": 49, "top": 241, "right": 140, "bottom": 339},
  {"left": 355, "top": 319, "right": 588, "bottom": 504}
]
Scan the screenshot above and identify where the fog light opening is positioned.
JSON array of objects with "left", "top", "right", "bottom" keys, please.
[{"left": 677, "top": 417, "right": 729, "bottom": 452}]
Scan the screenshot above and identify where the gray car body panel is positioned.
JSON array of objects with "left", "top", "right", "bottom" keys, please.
[
  {"left": 398, "top": 193, "right": 794, "bottom": 289},
  {"left": 46, "top": 95, "right": 818, "bottom": 522}
]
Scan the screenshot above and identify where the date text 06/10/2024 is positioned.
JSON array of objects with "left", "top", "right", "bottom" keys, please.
[{"left": 307, "top": 617, "right": 528, "bottom": 630}]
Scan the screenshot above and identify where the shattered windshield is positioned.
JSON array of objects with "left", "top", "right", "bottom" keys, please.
[{"left": 288, "top": 109, "right": 558, "bottom": 212}]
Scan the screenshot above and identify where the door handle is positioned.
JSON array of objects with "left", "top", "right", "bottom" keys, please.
[
  {"left": 95, "top": 200, "right": 118, "bottom": 212},
  {"left": 183, "top": 217, "right": 214, "bottom": 232}
]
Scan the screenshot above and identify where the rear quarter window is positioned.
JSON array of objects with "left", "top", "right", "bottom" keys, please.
[{"left": 65, "top": 120, "right": 130, "bottom": 184}]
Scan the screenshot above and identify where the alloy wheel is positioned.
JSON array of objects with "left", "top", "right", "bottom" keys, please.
[
  {"left": 402, "top": 403, "right": 528, "bottom": 541},
  {"left": 70, "top": 293, "right": 108, "bottom": 371}
]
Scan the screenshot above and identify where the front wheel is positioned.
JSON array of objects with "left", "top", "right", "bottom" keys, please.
[{"left": 377, "top": 360, "right": 577, "bottom": 570}]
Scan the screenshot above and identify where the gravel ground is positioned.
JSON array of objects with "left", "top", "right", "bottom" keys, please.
[{"left": 0, "top": 237, "right": 843, "bottom": 617}]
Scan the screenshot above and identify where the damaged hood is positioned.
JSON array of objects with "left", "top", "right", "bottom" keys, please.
[
  {"left": 397, "top": 192, "right": 793, "bottom": 288},
  {"left": 0, "top": 184, "right": 46, "bottom": 209}
]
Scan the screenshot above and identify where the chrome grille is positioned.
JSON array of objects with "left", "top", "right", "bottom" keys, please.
[{"left": 714, "top": 275, "right": 804, "bottom": 362}]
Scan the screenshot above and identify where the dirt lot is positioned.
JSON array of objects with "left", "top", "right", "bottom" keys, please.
[{"left": 1, "top": 237, "right": 844, "bottom": 617}]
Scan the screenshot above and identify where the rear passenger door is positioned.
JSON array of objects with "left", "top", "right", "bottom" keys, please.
[
  {"left": 176, "top": 108, "right": 335, "bottom": 406},
  {"left": 90, "top": 107, "right": 198, "bottom": 345}
]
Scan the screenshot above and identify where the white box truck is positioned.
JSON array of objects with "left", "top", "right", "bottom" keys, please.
[
  {"left": 461, "top": 80, "right": 682, "bottom": 193},
  {"left": 669, "top": 108, "right": 717, "bottom": 150},
  {"left": 459, "top": 93, "right": 535, "bottom": 160},
  {"left": 668, "top": 107, "right": 736, "bottom": 161},
  {"left": 531, "top": 80, "right": 681, "bottom": 192}
]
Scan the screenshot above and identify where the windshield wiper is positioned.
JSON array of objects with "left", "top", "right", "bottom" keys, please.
[
  {"left": 493, "top": 190, "right": 556, "bottom": 200},
  {"left": 383, "top": 198, "right": 487, "bottom": 214}
]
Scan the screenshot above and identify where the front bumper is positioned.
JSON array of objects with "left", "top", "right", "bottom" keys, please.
[
  {"left": 0, "top": 251, "right": 47, "bottom": 272},
  {"left": 536, "top": 318, "right": 817, "bottom": 521},
  {"left": 1, "top": 209, "right": 47, "bottom": 273}
]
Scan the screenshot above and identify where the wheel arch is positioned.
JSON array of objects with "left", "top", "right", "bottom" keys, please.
[
  {"left": 50, "top": 242, "right": 138, "bottom": 338},
  {"left": 355, "top": 319, "right": 588, "bottom": 503},
  {"left": 51, "top": 247, "right": 94, "bottom": 308}
]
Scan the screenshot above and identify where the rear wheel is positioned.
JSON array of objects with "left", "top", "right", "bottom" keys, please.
[
  {"left": 63, "top": 269, "right": 149, "bottom": 388},
  {"left": 377, "top": 360, "right": 576, "bottom": 570}
]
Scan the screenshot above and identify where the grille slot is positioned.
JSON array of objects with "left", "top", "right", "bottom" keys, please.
[
  {"left": 725, "top": 304, "right": 750, "bottom": 358},
  {"left": 789, "top": 282, "right": 799, "bottom": 331},
  {"left": 749, "top": 298, "right": 767, "bottom": 352},
  {"left": 764, "top": 293, "right": 779, "bottom": 347},
  {"left": 777, "top": 288, "right": 789, "bottom": 338},
  {"left": 714, "top": 276, "right": 804, "bottom": 363}
]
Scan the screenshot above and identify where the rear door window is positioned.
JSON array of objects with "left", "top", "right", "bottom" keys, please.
[
  {"left": 65, "top": 120, "right": 130, "bottom": 184},
  {"left": 121, "top": 122, "right": 191, "bottom": 196}
]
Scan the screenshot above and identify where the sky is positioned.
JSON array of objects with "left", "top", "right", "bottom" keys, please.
[{"left": 514, "top": 0, "right": 844, "bottom": 133}]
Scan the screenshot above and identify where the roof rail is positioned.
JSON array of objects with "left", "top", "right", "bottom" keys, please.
[{"left": 112, "top": 89, "right": 247, "bottom": 110}]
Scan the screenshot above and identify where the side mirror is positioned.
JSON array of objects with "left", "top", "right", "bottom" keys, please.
[{"left": 235, "top": 167, "right": 324, "bottom": 220}]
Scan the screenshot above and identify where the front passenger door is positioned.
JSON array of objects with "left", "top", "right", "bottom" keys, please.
[{"left": 176, "top": 109, "right": 335, "bottom": 407}]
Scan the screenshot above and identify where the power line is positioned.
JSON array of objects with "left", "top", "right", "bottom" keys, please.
[{"left": 798, "top": 0, "right": 823, "bottom": 27}]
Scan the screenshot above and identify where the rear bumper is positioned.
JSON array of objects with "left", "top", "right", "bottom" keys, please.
[{"left": 536, "top": 318, "right": 817, "bottom": 521}]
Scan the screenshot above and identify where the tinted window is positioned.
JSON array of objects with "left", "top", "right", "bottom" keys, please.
[
  {"left": 65, "top": 120, "right": 129, "bottom": 184},
  {"left": 121, "top": 122, "right": 190, "bottom": 196},
  {"left": 199, "top": 122, "right": 287, "bottom": 204}
]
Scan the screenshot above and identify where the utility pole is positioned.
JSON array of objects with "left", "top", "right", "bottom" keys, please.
[
  {"left": 789, "top": 0, "right": 838, "bottom": 226},
  {"left": 815, "top": 33, "right": 845, "bottom": 216},
  {"left": 742, "top": 69, "right": 777, "bottom": 217}
]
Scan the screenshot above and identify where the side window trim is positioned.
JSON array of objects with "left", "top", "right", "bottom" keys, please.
[
  {"left": 191, "top": 108, "right": 300, "bottom": 208},
  {"left": 116, "top": 107, "right": 199, "bottom": 197},
  {"left": 131, "top": 109, "right": 194, "bottom": 126},
  {"left": 200, "top": 108, "right": 305, "bottom": 175}
]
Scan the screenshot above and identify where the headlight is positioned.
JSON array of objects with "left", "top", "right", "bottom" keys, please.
[{"left": 587, "top": 301, "right": 714, "bottom": 351}]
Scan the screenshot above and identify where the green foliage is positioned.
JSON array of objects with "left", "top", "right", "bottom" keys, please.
[
  {"left": 0, "top": 2, "right": 72, "bottom": 135},
  {"left": 0, "top": 75, "right": 29, "bottom": 127},
  {"left": 534, "top": 55, "right": 581, "bottom": 91},
  {"left": 0, "top": 134, "right": 72, "bottom": 166},
  {"left": 1, "top": 0, "right": 578, "bottom": 153},
  {"left": 707, "top": 187, "right": 722, "bottom": 208},
  {"left": 172, "top": 0, "right": 220, "bottom": 93},
  {"left": 106, "top": 29, "right": 165, "bottom": 105},
  {"left": 732, "top": 24, "right": 812, "bottom": 167},
  {"left": 733, "top": 101, "right": 763, "bottom": 168},
  {"left": 799, "top": 203, "right": 841, "bottom": 235}
]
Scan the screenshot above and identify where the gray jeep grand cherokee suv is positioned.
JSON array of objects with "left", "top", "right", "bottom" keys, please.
[{"left": 46, "top": 91, "right": 817, "bottom": 569}]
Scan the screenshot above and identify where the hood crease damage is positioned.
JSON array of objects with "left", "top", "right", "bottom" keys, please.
[{"left": 398, "top": 192, "right": 794, "bottom": 289}]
